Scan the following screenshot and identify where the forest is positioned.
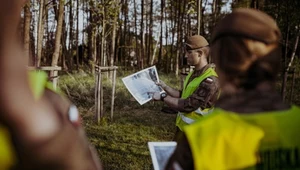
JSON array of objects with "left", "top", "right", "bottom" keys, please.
[
  {"left": 21, "top": 0, "right": 300, "bottom": 169},
  {"left": 23, "top": 0, "right": 300, "bottom": 74}
]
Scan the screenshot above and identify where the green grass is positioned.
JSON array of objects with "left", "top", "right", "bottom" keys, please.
[
  {"left": 59, "top": 71, "right": 180, "bottom": 170},
  {"left": 58, "top": 70, "right": 300, "bottom": 170}
]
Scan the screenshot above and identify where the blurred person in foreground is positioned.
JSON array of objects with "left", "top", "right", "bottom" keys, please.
[
  {"left": 165, "top": 8, "right": 300, "bottom": 170},
  {"left": 0, "top": 1, "right": 102, "bottom": 170},
  {"left": 152, "top": 35, "right": 220, "bottom": 141}
]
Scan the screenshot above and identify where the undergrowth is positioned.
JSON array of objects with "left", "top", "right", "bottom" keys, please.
[
  {"left": 59, "top": 70, "right": 180, "bottom": 170},
  {"left": 58, "top": 69, "right": 300, "bottom": 170}
]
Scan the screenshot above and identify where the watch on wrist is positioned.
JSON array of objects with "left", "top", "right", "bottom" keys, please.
[{"left": 160, "top": 92, "right": 167, "bottom": 101}]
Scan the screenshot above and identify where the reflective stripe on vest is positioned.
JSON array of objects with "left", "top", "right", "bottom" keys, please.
[
  {"left": 178, "top": 108, "right": 215, "bottom": 125},
  {"left": 178, "top": 112, "right": 195, "bottom": 124},
  {"left": 176, "top": 67, "right": 218, "bottom": 131},
  {"left": 194, "top": 107, "right": 215, "bottom": 115}
]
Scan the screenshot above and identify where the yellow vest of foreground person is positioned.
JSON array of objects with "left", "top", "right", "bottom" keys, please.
[
  {"left": 185, "top": 106, "right": 300, "bottom": 170},
  {"left": 0, "top": 125, "right": 15, "bottom": 170},
  {"left": 0, "top": 71, "right": 57, "bottom": 170},
  {"left": 176, "top": 67, "right": 218, "bottom": 131}
]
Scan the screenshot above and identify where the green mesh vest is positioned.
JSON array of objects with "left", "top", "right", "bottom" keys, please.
[{"left": 176, "top": 67, "right": 218, "bottom": 131}]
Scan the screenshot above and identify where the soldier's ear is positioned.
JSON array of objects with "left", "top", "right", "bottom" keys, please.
[{"left": 197, "top": 50, "right": 203, "bottom": 57}]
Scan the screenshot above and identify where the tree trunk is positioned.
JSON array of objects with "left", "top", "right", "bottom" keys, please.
[
  {"left": 283, "top": 0, "right": 290, "bottom": 69},
  {"left": 158, "top": 0, "right": 164, "bottom": 68},
  {"left": 88, "top": 1, "right": 97, "bottom": 73},
  {"left": 76, "top": 0, "right": 79, "bottom": 68},
  {"left": 101, "top": 18, "right": 106, "bottom": 67},
  {"left": 164, "top": 5, "right": 169, "bottom": 73},
  {"left": 286, "top": 33, "right": 299, "bottom": 72},
  {"left": 140, "top": 0, "right": 145, "bottom": 69},
  {"left": 284, "top": 25, "right": 290, "bottom": 69},
  {"left": 37, "top": 0, "right": 45, "bottom": 67},
  {"left": 200, "top": 0, "right": 206, "bottom": 35},
  {"left": 61, "top": 9, "right": 67, "bottom": 70},
  {"left": 45, "top": 3, "right": 51, "bottom": 65},
  {"left": 69, "top": 0, "right": 74, "bottom": 69},
  {"left": 119, "top": 0, "right": 128, "bottom": 68},
  {"left": 145, "top": 1, "right": 149, "bottom": 66},
  {"left": 197, "top": 0, "right": 202, "bottom": 35},
  {"left": 110, "top": 0, "right": 119, "bottom": 68},
  {"left": 175, "top": 0, "right": 183, "bottom": 76},
  {"left": 211, "top": 0, "right": 220, "bottom": 29},
  {"left": 148, "top": 0, "right": 154, "bottom": 66},
  {"left": 170, "top": 4, "right": 176, "bottom": 72},
  {"left": 51, "top": 0, "right": 64, "bottom": 75},
  {"left": 23, "top": 1, "right": 31, "bottom": 65},
  {"left": 82, "top": 0, "right": 87, "bottom": 66},
  {"left": 281, "top": 31, "right": 299, "bottom": 101},
  {"left": 133, "top": 0, "right": 137, "bottom": 70},
  {"left": 110, "top": 2, "right": 119, "bottom": 79},
  {"left": 187, "top": 7, "right": 192, "bottom": 36},
  {"left": 30, "top": 10, "right": 36, "bottom": 67}
]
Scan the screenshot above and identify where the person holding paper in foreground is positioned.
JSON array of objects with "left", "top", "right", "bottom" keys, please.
[
  {"left": 151, "top": 35, "right": 220, "bottom": 141},
  {"left": 165, "top": 8, "right": 300, "bottom": 170},
  {"left": 0, "top": 1, "right": 102, "bottom": 169}
]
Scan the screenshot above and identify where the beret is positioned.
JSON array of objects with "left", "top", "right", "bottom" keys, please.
[
  {"left": 211, "top": 8, "right": 281, "bottom": 44},
  {"left": 185, "top": 35, "right": 209, "bottom": 50}
]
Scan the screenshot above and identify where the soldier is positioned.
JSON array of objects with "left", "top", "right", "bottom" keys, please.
[
  {"left": 152, "top": 35, "right": 220, "bottom": 141},
  {"left": 0, "top": 1, "right": 102, "bottom": 170},
  {"left": 165, "top": 8, "right": 300, "bottom": 170}
]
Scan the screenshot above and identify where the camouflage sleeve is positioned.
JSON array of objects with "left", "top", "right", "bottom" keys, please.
[
  {"left": 178, "top": 76, "right": 220, "bottom": 112},
  {"left": 165, "top": 134, "right": 194, "bottom": 170}
]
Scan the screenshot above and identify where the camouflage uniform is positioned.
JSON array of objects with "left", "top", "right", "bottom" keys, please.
[
  {"left": 165, "top": 8, "right": 288, "bottom": 170},
  {"left": 173, "top": 64, "right": 220, "bottom": 141},
  {"left": 153, "top": 35, "right": 220, "bottom": 140},
  {"left": 178, "top": 64, "right": 220, "bottom": 113}
]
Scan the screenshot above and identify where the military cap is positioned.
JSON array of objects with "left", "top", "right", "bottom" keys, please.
[
  {"left": 185, "top": 35, "right": 209, "bottom": 50},
  {"left": 211, "top": 8, "right": 281, "bottom": 44}
]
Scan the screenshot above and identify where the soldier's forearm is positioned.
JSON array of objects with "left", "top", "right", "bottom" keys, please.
[
  {"left": 163, "top": 96, "right": 184, "bottom": 111},
  {"left": 164, "top": 86, "right": 181, "bottom": 98},
  {"left": 163, "top": 97, "right": 196, "bottom": 113}
]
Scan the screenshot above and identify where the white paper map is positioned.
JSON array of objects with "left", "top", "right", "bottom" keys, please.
[
  {"left": 148, "top": 142, "right": 177, "bottom": 170},
  {"left": 122, "top": 66, "right": 164, "bottom": 105}
]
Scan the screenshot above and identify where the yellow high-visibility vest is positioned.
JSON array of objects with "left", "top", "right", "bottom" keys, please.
[
  {"left": 0, "top": 125, "right": 16, "bottom": 170},
  {"left": 185, "top": 105, "right": 300, "bottom": 170},
  {"left": 176, "top": 67, "right": 218, "bottom": 131},
  {"left": 28, "top": 71, "right": 61, "bottom": 100}
]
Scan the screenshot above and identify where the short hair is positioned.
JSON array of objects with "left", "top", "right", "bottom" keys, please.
[{"left": 196, "top": 46, "right": 210, "bottom": 58}]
